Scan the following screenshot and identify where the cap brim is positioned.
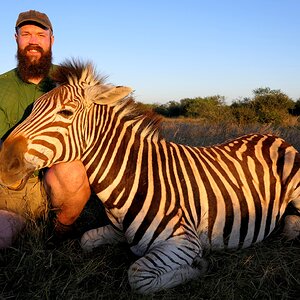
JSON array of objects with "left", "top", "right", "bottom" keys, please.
[{"left": 16, "top": 19, "right": 51, "bottom": 30}]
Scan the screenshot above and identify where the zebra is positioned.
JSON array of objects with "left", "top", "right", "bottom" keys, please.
[{"left": 0, "top": 60, "right": 299, "bottom": 294}]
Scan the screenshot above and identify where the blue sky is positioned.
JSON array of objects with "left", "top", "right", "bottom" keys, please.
[{"left": 1, "top": 1, "right": 300, "bottom": 104}]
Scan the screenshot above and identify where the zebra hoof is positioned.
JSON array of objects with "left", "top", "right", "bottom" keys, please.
[
  {"left": 80, "top": 229, "right": 99, "bottom": 252},
  {"left": 192, "top": 255, "right": 208, "bottom": 274},
  {"left": 80, "top": 237, "right": 94, "bottom": 252}
]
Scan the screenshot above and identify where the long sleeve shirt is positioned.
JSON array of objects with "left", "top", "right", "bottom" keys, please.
[{"left": 0, "top": 66, "right": 56, "bottom": 140}]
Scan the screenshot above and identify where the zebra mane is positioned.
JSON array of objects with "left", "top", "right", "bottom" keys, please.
[
  {"left": 51, "top": 58, "right": 106, "bottom": 87},
  {"left": 51, "top": 59, "right": 162, "bottom": 140}
]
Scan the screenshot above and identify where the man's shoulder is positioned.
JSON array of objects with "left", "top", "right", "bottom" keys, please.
[
  {"left": 50, "top": 64, "right": 59, "bottom": 73},
  {"left": 0, "top": 64, "right": 58, "bottom": 87},
  {"left": 0, "top": 69, "right": 18, "bottom": 83}
]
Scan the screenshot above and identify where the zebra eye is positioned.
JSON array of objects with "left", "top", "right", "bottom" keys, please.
[{"left": 57, "top": 109, "right": 74, "bottom": 118}]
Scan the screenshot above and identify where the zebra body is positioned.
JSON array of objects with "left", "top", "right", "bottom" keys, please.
[
  {"left": 0, "top": 60, "right": 299, "bottom": 294},
  {"left": 84, "top": 133, "right": 298, "bottom": 252}
]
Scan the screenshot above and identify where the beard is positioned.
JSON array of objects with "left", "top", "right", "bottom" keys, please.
[{"left": 16, "top": 45, "right": 52, "bottom": 83}]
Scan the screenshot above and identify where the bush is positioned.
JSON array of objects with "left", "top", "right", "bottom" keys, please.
[
  {"left": 231, "top": 87, "right": 296, "bottom": 126},
  {"left": 154, "top": 87, "right": 299, "bottom": 127}
]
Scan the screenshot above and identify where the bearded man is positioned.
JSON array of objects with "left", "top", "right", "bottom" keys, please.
[{"left": 0, "top": 10, "right": 107, "bottom": 249}]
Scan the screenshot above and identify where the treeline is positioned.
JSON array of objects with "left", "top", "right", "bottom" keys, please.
[{"left": 138, "top": 87, "right": 300, "bottom": 126}]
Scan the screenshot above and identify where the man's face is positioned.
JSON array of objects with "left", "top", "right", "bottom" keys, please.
[
  {"left": 15, "top": 24, "right": 54, "bottom": 82},
  {"left": 15, "top": 24, "right": 54, "bottom": 63}
]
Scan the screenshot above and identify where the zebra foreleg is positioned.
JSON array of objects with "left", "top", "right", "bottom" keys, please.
[
  {"left": 128, "top": 242, "right": 207, "bottom": 294},
  {"left": 80, "top": 224, "right": 125, "bottom": 251}
]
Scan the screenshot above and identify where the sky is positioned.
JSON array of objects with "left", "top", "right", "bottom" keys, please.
[{"left": 1, "top": 1, "right": 300, "bottom": 104}]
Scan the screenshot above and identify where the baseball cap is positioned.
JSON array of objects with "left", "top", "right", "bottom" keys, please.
[{"left": 15, "top": 10, "right": 53, "bottom": 32}]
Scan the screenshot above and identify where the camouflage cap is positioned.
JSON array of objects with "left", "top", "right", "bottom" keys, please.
[{"left": 16, "top": 10, "right": 53, "bottom": 32}]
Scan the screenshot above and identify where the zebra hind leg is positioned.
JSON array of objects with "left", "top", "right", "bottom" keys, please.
[
  {"left": 282, "top": 199, "right": 300, "bottom": 240},
  {"left": 282, "top": 215, "right": 300, "bottom": 240},
  {"left": 80, "top": 224, "right": 125, "bottom": 251},
  {"left": 128, "top": 242, "right": 207, "bottom": 294}
]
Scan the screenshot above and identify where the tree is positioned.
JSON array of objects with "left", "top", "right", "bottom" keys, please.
[
  {"left": 250, "top": 87, "right": 294, "bottom": 124},
  {"left": 179, "top": 95, "right": 233, "bottom": 122},
  {"left": 289, "top": 99, "right": 300, "bottom": 116},
  {"left": 230, "top": 98, "right": 259, "bottom": 125},
  {"left": 154, "top": 101, "right": 184, "bottom": 118}
]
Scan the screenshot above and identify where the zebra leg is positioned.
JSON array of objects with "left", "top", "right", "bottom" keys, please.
[
  {"left": 128, "top": 241, "right": 207, "bottom": 294},
  {"left": 80, "top": 224, "right": 125, "bottom": 251},
  {"left": 282, "top": 199, "right": 300, "bottom": 240},
  {"left": 282, "top": 215, "right": 300, "bottom": 240}
]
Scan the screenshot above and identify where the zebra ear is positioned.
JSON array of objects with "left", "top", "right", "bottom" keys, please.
[{"left": 94, "top": 86, "right": 132, "bottom": 105}]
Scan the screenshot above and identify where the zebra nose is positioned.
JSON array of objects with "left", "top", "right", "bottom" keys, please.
[
  {"left": 7, "top": 157, "right": 21, "bottom": 172},
  {"left": 0, "top": 135, "right": 28, "bottom": 173}
]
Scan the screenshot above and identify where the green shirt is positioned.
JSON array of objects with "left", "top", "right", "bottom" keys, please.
[{"left": 0, "top": 66, "right": 56, "bottom": 140}]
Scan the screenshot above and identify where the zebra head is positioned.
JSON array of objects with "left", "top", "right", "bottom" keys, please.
[{"left": 0, "top": 59, "right": 132, "bottom": 190}]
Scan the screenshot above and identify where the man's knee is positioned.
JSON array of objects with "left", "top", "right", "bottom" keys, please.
[
  {"left": 43, "top": 161, "right": 91, "bottom": 226},
  {"left": 44, "top": 161, "right": 90, "bottom": 197},
  {"left": 0, "top": 210, "right": 26, "bottom": 249}
]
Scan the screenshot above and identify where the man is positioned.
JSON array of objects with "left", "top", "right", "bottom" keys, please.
[{"left": 0, "top": 10, "right": 105, "bottom": 248}]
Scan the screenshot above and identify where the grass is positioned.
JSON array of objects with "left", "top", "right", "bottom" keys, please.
[
  {"left": 1, "top": 120, "right": 300, "bottom": 300},
  {"left": 161, "top": 118, "right": 300, "bottom": 151}
]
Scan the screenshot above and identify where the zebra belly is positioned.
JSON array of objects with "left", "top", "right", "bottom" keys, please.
[{"left": 197, "top": 209, "right": 279, "bottom": 250}]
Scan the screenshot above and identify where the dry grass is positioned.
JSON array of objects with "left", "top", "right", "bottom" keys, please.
[
  {"left": 1, "top": 224, "right": 299, "bottom": 299},
  {"left": 161, "top": 118, "right": 300, "bottom": 151},
  {"left": 1, "top": 120, "right": 300, "bottom": 299}
]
